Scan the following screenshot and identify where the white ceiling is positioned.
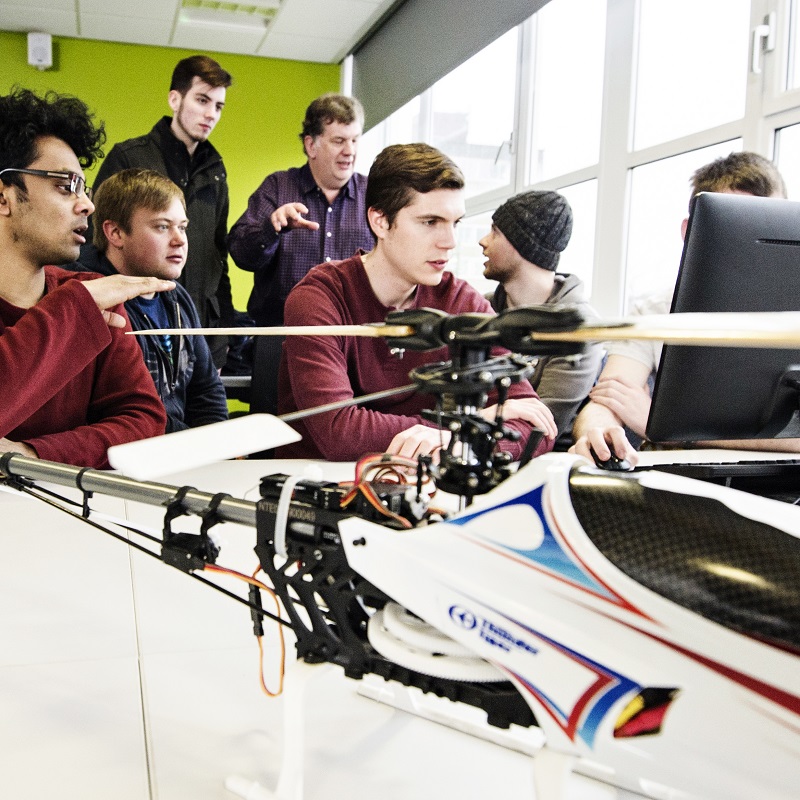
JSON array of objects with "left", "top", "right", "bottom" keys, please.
[{"left": 0, "top": 0, "right": 398, "bottom": 64}]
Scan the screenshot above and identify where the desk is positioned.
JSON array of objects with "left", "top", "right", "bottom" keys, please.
[{"left": 0, "top": 458, "right": 656, "bottom": 800}]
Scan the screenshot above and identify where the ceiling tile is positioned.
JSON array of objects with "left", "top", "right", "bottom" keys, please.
[
  {"left": 258, "top": 31, "right": 345, "bottom": 64},
  {"left": 1, "top": 0, "right": 74, "bottom": 11},
  {"left": 271, "top": 0, "right": 375, "bottom": 39},
  {"left": 0, "top": 5, "right": 78, "bottom": 35},
  {"left": 169, "top": 23, "right": 265, "bottom": 56},
  {"left": 0, "top": 0, "right": 399, "bottom": 62},
  {"left": 79, "top": 15, "right": 172, "bottom": 46},
  {"left": 78, "top": 0, "right": 177, "bottom": 21}
]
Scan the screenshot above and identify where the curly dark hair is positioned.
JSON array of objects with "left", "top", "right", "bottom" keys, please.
[{"left": 0, "top": 87, "right": 106, "bottom": 193}]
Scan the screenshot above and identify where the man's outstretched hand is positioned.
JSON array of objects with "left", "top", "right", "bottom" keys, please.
[{"left": 82, "top": 275, "right": 176, "bottom": 328}]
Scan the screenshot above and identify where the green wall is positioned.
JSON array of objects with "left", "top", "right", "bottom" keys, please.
[{"left": 0, "top": 31, "right": 340, "bottom": 309}]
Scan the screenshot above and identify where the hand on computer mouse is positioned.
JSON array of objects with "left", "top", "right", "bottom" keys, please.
[
  {"left": 589, "top": 446, "right": 633, "bottom": 472},
  {"left": 569, "top": 426, "right": 639, "bottom": 467}
]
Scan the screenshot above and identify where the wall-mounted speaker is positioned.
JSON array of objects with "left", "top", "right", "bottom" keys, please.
[{"left": 27, "top": 32, "right": 52, "bottom": 70}]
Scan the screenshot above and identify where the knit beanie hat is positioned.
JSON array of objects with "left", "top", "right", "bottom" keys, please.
[{"left": 492, "top": 190, "right": 573, "bottom": 271}]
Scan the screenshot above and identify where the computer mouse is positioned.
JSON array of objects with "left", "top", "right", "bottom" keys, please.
[{"left": 589, "top": 447, "right": 632, "bottom": 472}]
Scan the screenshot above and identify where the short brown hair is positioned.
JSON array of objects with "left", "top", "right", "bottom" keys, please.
[
  {"left": 365, "top": 143, "right": 465, "bottom": 226},
  {"left": 170, "top": 55, "right": 232, "bottom": 95},
  {"left": 300, "top": 93, "right": 364, "bottom": 145},
  {"left": 691, "top": 151, "right": 787, "bottom": 201},
  {"left": 92, "top": 169, "right": 185, "bottom": 253}
]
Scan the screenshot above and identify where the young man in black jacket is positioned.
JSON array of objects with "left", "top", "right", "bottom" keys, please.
[
  {"left": 77, "top": 169, "right": 228, "bottom": 433},
  {"left": 88, "top": 55, "right": 234, "bottom": 368}
]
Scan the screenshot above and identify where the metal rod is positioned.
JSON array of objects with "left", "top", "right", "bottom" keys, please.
[
  {"left": 279, "top": 383, "right": 418, "bottom": 422},
  {"left": 0, "top": 454, "right": 258, "bottom": 527}
]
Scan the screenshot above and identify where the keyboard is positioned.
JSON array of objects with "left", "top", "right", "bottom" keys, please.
[
  {"left": 636, "top": 458, "right": 800, "bottom": 480},
  {"left": 634, "top": 458, "right": 800, "bottom": 502}
]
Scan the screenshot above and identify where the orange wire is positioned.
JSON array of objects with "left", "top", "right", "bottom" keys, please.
[{"left": 205, "top": 563, "right": 286, "bottom": 697}]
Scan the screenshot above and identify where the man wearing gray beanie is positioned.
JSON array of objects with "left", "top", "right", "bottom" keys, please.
[{"left": 481, "top": 190, "right": 602, "bottom": 446}]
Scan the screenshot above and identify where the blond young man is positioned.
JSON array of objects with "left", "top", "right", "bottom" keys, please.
[{"left": 78, "top": 169, "right": 228, "bottom": 433}]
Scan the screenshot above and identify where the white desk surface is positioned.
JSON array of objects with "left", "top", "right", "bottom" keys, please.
[{"left": 7, "top": 453, "right": 762, "bottom": 800}]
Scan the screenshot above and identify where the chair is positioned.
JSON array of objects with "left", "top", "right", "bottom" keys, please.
[{"left": 247, "top": 335, "right": 285, "bottom": 457}]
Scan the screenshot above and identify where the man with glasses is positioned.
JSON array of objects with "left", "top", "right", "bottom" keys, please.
[{"left": 0, "top": 87, "right": 173, "bottom": 468}]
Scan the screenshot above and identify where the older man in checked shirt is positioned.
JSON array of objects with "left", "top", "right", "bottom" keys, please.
[{"left": 228, "top": 93, "right": 373, "bottom": 327}]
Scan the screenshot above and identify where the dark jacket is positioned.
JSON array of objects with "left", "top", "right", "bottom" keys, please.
[
  {"left": 74, "top": 248, "right": 229, "bottom": 433},
  {"left": 91, "top": 117, "right": 233, "bottom": 328}
]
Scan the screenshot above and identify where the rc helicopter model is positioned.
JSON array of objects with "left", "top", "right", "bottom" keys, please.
[{"left": 2, "top": 306, "right": 799, "bottom": 800}]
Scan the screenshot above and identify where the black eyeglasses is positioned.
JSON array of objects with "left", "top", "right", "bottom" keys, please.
[{"left": 0, "top": 168, "right": 92, "bottom": 200}]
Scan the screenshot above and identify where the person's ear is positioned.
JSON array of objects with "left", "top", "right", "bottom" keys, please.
[
  {"left": 367, "top": 207, "right": 388, "bottom": 239},
  {"left": 0, "top": 181, "right": 14, "bottom": 217},
  {"left": 103, "top": 219, "right": 125, "bottom": 249},
  {"left": 304, "top": 134, "right": 317, "bottom": 160},
  {"left": 168, "top": 89, "right": 182, "bottom": 115},
  {"left": 680, "top": 216, "right": 689, "bottom": 241}
]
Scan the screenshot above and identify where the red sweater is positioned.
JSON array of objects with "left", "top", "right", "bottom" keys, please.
[
  {"left": 277, "top": 255, "right": 553, "bottom": 461},
  {"left": 0, "top": 266, "right": 167, "bottom": 468}
]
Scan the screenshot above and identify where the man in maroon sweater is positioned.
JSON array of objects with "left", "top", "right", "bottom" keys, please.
[
  {"left": 277, "top": 143, "right": 557, "bottom": 461},
  {"left": 0, "top": 88, "right": 174, "bottom": 468}
]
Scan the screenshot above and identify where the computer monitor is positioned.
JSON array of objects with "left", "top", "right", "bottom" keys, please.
[{"left": 646, "top": 191, "right": 800, "bottom": 443}]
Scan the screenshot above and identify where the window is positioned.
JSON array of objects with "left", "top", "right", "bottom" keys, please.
[
  {"left": 633, "top": 0, "right": 750, "bottom": 150},
  {"left": 430, "top": 29, "right": 518, "bottom": 199},
  {"left": 355, "top": 0, "right": 800, "bottom": 317},
  {"left": 452, "top": 211, "right": 495, "bottom": 297},
  {"left": 356, "top": 96, "right": 420, "bottom": 174},
  {"left": 775, "top": 122, "right": 800, "bottom": 195},
  {"left": 528, "top": 0, "right": 606, "bottom": 182},
  {"left": 626, "top": 141, "right": 742, "bottom": 305},
  {"left": 558, "top": 180, "right": 598, "bottom": 295},
  {"left": 788, "top": 0, "right": 800, "bottom": 90},
  {"left": 358, "top": 30, "right": 518, "bottom": 200}
]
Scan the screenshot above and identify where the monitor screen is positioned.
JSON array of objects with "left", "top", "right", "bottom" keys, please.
[{"left": 646, "top": 191, "right": 800, "bottom": 442}]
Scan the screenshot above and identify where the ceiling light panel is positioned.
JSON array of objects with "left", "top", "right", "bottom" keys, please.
[{"left": 179, "top": 0, "right": 281, "bottom": 27}]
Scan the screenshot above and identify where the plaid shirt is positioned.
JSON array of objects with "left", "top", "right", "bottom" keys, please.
[{"left": 228, "top": 163, "right": 373, "bottom": 325}]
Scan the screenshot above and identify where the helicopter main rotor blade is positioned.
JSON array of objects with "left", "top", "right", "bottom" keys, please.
[
  {"left": 528, "top": 312, "right": 800, "bottom": 348},
  {"left": 128, "top": 311, "right": 800, "bottom": 348},
  {"left": 129, "top": 324, "right": 414, "bottom": 338}
]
